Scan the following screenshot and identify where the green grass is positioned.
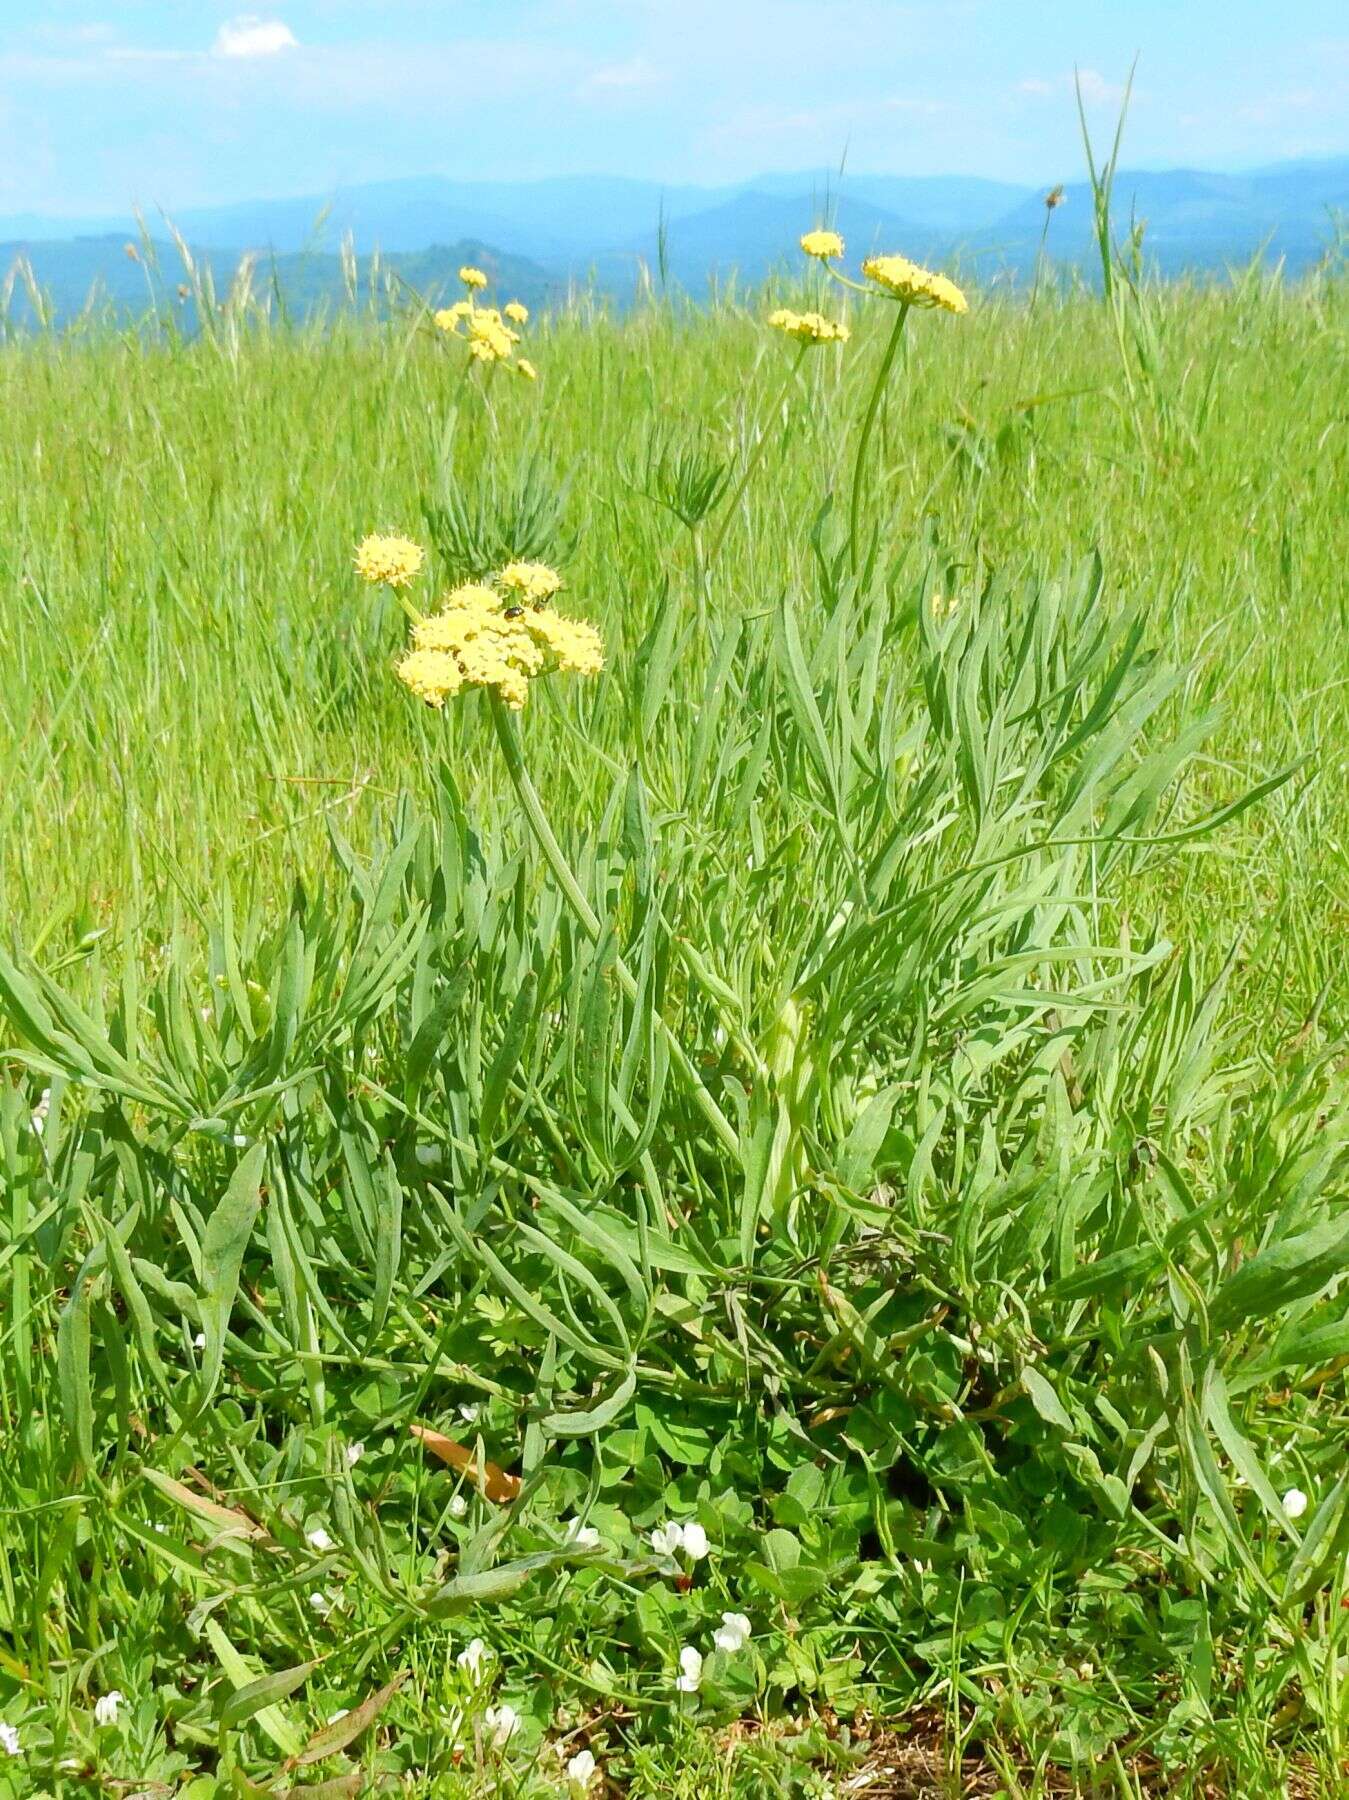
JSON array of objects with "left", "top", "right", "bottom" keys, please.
[{"left": 0, "top": 250, "right": 1347, "bottom": 1798}]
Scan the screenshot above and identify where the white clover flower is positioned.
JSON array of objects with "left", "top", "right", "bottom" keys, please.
[
  {"left": 1283, "top": 1487, "right": 1309, "bottom": 1520},
  {"left": 0, "top": 1721, "right": 20, "bottom": 1756},
  {"left": 192, "top": 1331, "right": 206, "bottom": 1349},
  {"left": 680, "top": 1522, "right": 709, "bottom": 1561},
  {"left": 713, "top": 1611, "right": 752, "bottom": 1654},
  {"left": 484, "top": 1703, "right": 520, "bottom": 1747},
  {"left": 458, "top": 1403, "right": 481, "bottom": 1424},
  {"left": 564, "top": 1517, "right": 600, "bottom": 1549},
  {"left": 93, "top": 1691, "right": 125, "bottom": 1727},
  {"left": 307, "top": 1527, "right": 334, "bottom": 1552},
  {"left": 448, "top": 1493, "right": 468, "bottom": 1519},
  {"left": 344, "top": 1442, "right": 364, "bottom": 1468},
  {"left": 308, "top": 1591, "right": 334, "bottom": 1616},
  {"left": 456, "top": 1637, "right": 491, "bottom": 1679},
  {"left": 31, "top": 1089, "right": 51, "bottom": 1136},
  {"left": 650, "top": 1522, "right": 684, "bottom": 1558},
  {"left": 566, "top": 1746, "right": 597, "bottom": 1791},
  {"left": 676, "top": 1645, "right": 703, "bottom": 1692}
]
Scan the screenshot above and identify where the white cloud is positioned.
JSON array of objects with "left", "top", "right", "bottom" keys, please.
[
  {"left": 212, "top": 17, "right": 299, "bottom": 60},
  {"left": 1017, "top": 69, "right": 1127, "bottom": 107},
  {"left": 584, "top": 55, "right": 661, "bottom": 94}
]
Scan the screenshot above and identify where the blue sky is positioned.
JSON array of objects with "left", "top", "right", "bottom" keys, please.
[{"left": 3, "top": 1, "right": 1347, "bottom": 216}]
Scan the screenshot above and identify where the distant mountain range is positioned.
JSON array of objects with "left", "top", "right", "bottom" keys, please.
[{"left": 3, "top": 159, "right": 1345, "bottom": 323}]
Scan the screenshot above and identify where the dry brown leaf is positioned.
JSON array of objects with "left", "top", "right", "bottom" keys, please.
[{"left": 408, "top": 1424, "right": 521, "bottom": 1502}]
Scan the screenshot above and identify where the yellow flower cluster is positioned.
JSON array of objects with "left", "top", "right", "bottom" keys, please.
[
  {"left": 498, "top": 561, "right": 564, "bottom": 602},
  {"left": 768, "top": 307, "right": 850, "bottom": 345},
  {"left": 860, "top": 254, "right": 968, "bottom": 314},
  {"left": 353, "top": 533, "right": 426, "bottom": 590},
  {"left": 433, "top": 266, "right": 538, "bottom": 377},
  {"left": 395, "top": 567, "right": 603, "bottom": 711},
  {"left": 800, "top": 229, "right": 844, "bottom": 261}
]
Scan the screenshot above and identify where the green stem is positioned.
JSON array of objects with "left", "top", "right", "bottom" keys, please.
[
  {"left": 706, "top": 346, "right": 807, "bottom": 569},
  {"left": 848, "top": 301, "right": 911, "bottom": 579},
  {"left": 487, "top": 694, "right": 741, "bottom": 1160}
]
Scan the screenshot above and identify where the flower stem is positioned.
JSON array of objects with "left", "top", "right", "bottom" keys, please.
[
  {"left": 848, "top": 301, "right": 910, "bottom": 579},
  {"left": 487, "top": 694, "right": 741, "bottom": 1160},
  {"left": 706, "top": 347, "right": 807, "bottom": 570}
]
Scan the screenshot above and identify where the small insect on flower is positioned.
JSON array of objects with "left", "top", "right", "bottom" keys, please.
[
  {"left": 0, "top": 1722, "right": 19, "bottom": 1757},
  {"left": 353, "top": 534, "right": 425, "bottom": 590},
  {"left": 1283, "top": 1487, "right": 1310, "bottom": 1520},
  {"left": 94, "top": 1692, "right": 125, "bottom": 1728},
  {"left": 504, "top": 300, "right": 529, "bottom": 324},
  {"left": 861, "top": 253, "right": 968, "bottom": 314},
  {"left": 768, "top": 307, "right": 850, "bottom": 345},
  {"left": 459, "top": 265, "right": 489, "bottom": 290},
  {"left": 566, "top": 1747, "right": 597, "bottom": 1791},
  {"left": 675, "top": 1646, "right": 703, "bottom": 1693},
  {"left": 713, "top": 1611, "right": 752, "bottom": 1654},
  {"left": 484, "top": 1703, "right": 520, "bottom": 1747},
  {"left": 800, "top": 228, "right": 845, "bottom": 261}
]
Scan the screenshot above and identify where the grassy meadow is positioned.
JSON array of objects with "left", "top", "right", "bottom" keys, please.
[{"left": 0, "top": 236, "right": 1347, "bottom": 1798}]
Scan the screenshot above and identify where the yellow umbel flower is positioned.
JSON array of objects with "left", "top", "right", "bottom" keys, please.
[
  {"left": 504, "top": 300, "right": 529, "bottom": 324},
  {"left": 516, "top": 359, "right": 538, "bottom": 382},
  {"left": 459, "top": 266, "right": 489, "bottom": 290},
  {"left": 433, "top": 299, "right": 474, "bottom": 333},
  {"left": 397, "top": 648, "right": 464, "bottom": 707},
  {"left": 768, "top": 307, "right": 850, "bottom": 344},
  {"left": 467, "top": 312, "right": 514, "bottom": 362},
  {"left": 354, "top": 533, "right": 425, "bottom": 589},
  {"left": 800, "top": 229, "right": 844, "bottom": 261},
  {"left": 497, "top": 561, "right": 563, "bottom": 604},
  {"left": 395, "top": 574, "right": 603, "bottom": 711},
  {"left": 523, "top": 608, "right": 605, "bottom": 675},
  {"left": 861, "top": 254, "right": 968, "bottom": 314}
]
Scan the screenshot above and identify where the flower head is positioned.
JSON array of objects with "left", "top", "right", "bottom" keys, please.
[
  {"left": 484, "top": 1703, "right": 520, "bottom": 1747},
  {"left": 460, "top": 266, "right": 489, "bottom": 290},
  {"left": 680, "top": 1521, "right": 710, "bottom": 1561},
  {"left": 800, "top": 228, "right": 844, "bottom": 261},
  {"left": 675, "top": 1646, "right": 703, "bottom": 1693},
  {"left": 497, "top": 561, "right": 563, "bottom": 604},
  {"left": 396, "top": 577, "right": 603, "bottom": 711},
  {"left": 1283, "top": 1487, "right": 1309, "bottom": 1520},
  {"left": 354, "top": 534, "right": 425, "bottom": 590},
  {"left": 344, "top": 1442, "right": 364, "bottom": 1467},
  {"left": 713, "top": 1611, "right": 752, "bottom": 1654},
  {"left": 650, "top": 1521, "right": 684, "bottom": 1558},
  {"left": 0, "top": 1722, "right": 19, "bottom": 1757},
  {"left": 434, "top": 299, "right": 475, "bottom": 334},
  {"left": 861, "top": 254, "right": 968, "bottom": 314},
  {"left": 307, "top": 1527, "right": 335, "bottom": 1553},
  {"left": 564, "top": 1517, "right": 601, "bottom": 1550},
  {"left": 768, "top": 307, "right": 849, "bottom": 345},
  {"left": 566, "top": 1746, "right": 597, "bottom": 1791},
  {"left": 504, "top": 300, "right": 529, "bottom": 324},
  {"left": 94, "top": 1692, "right": 125, "bottom": 1728},
  {"left": 457, "top": 1638, "right": 491, "bottom": 1680}
]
